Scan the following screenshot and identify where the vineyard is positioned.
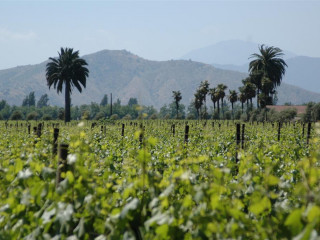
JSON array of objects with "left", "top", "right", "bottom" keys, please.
[{"left": 0, "top": 120, "right": 320, "bottom": 239}]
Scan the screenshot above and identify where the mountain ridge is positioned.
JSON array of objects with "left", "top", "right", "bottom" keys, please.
[{"left": 0, "top": 49, "right": 319, "bottom": 109}]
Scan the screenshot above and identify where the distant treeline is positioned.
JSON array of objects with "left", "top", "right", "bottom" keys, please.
[{"left": 0, "top": 92, "right": 318, "bottom": 122}]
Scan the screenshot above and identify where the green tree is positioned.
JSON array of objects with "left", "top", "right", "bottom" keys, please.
[
  {"left": 217, "top": 84, "right": 228, "bottom": 116},
  {"left": 0, "top": 100, "right": 8, "bottom": 111},
  {"left": 242, "top": 78, "right": 256, "bottom": 109},
  {"left": 194, "top": 90, "right": 203, "bottom": 119},
  {"left": 46, "top": 47, "right": 89, "bottom": 122},
  {"left": 172, "top": 90, "right": 182, "bottom": 119},
  {"left": 128, "top": 98, "right": 138, "bottom": 107},
  {"left": 199, "top": 80, "right": 210, "bottom": 117},
  {"left": 228, "top": 90, "right": 238, "bottom": 118},
  {"left": 10, "top": 110, "right": 24, "bottom": 120},
  {"left": 100, "top": 94, "right": 108, "bottom": 106},
  {"left": 209, "top": 88, "right": 218, "bottom": 111},
  {"left": 37, "top": 94, "right": 49, "bottom": 108},
  {"left": 239, "top": 87, "right": 247, "bottom": 114},
  {"left": 22, "top": 92, "right": 35, "bottom": 107},
  {"left": 22, "top": 95, "right": 29, "bottom": 107},
  {"left": 249, "top": 45, "right": 287, "bottom": 107}
]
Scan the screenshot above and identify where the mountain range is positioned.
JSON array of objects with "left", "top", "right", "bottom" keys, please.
[
  {"left": 0, "top": 48, "right": 320, "bottom": 109},
  {"left": 181, "top": 40, "right": 320, "bottom": 94}
]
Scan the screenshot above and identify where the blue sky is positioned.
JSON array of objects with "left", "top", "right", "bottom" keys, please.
[{"left": 0, "top": 0, "right": 319, "bottom": 70}]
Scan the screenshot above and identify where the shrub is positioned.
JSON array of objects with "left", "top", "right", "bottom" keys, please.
[
  {"left": 94, "top": 111, "right": 105, "bottom": 120},
  {"left": 110, "top": 114, "right": 119, "bottom": 120},
  {"left": 122, "top": 114, "right": 132, "bottom": 120},
  {"left": 10, "top": 110, "right": 24, "bottom": 120},
  {"left": 26, "top": 111, "right": 38, "bottom": 120},
  {"left": 149, "top": 113, "right": 158, "bottom": 120},
  {"left": 42, "top": 114, "right": 52, "bottom": 120}
]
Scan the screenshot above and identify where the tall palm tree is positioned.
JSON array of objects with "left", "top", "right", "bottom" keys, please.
[
  {"left": 199, "top": 80, "right": 210, "bottom": 117},
  {"left": 217, "top": 84, "right": 228, "bottom": 115},
  {"left": 249, "top": 45, "right": 287, "bottom": 106},
  {"left": 194, "top": 90, "right": 202, "bottom": 120},
  {"left": 209, "top": 88, "right": 218, "bottom": 111},
  {"left": 238, "top": 87, "right": 247, "bottom": 114},
  {"left": 242, "top": 79, "right": 256, "bottom": 109},
  {"left": 228, "top": 90, "right": 238, "bottom": 119},
  {"left": 46, "top": 48, "right": 89, "bottom": 122},
  {"left": 172, "top": 90, "right": 182, "bottom": 119}
]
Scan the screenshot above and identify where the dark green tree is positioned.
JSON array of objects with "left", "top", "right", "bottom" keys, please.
[
  {"left": 172, "top": 90, "right": 182, "bottom": 119},
  {"left": 128, "top": 98, "right": 138, "bottom": 107},
  {"left": 242, "top": 78, "right": 256, "bottom": 109},
  {"left": 217, "top": 84, "right": 228, "bottom": 116},
  {"left": 249, "top": 45, "right": 287, "bottom": 107},
  {"left": 238, "top": 87, "right": 247, "bottom": 113},
  {"left": 46, "top": 47, "right": 89, "bottom": 122},
  {"left": 199, "top": 80, "right": 210, "bottom": 117},
  {"left": 22, "top": 92, "right": 35, "bottom": 107},
  {"left": 37, "top": 94, "right": 49, "bottom": 108},
  {"left": 209, "top": 88, "right": 218, "bottom": 111},
  {"left": 100, "top": 94, "right": 108, "bottom": 106},
  {"left": 194, "top": 90, "right": 203, "bottom": 119},
  {"left": 228, "top": 90, "right": 238, "bottom": 118}
]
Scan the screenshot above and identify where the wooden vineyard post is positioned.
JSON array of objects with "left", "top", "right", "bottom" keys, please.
[
  {"left": 302, "top": 123, "right": 305, "bottom": 138},
  {"left": 307, "top": 122, "right": 312, "bottom": 144},
  {"left": 236, "top": 123, "right": 241, "bottom": 146},
  {"left": 172, "top": 124, "right": 175, "bottom": 137},
  {"left": 184, "top": 125, "right": 189, "bottom": 144},
  {"left": 37, "top": 123, "right": 42, "bottom": 138},
  {"left": 139, "top": 123, "right": 144, "bottom": 147},
  {"left": 53, "top": 128, "right": 59, "bottom": 156},
  {"left": 33, "top": 126, "right": 37, "bottom": 135},
  {"left": 278, "top": 122, "right": 281, "bottom": 142},
  {"left": 235, "top": 123, "right": 241, "bottom": 165},
  {"left": 241, "top": 124, "right": 245, "bottom": 149},
  {"left": 56, "top": 144, "right": 69, "bottom": 187},
  {"left": 122, "top": 123, "right": 125, "bottom": 137},
  {"left": 28, "top": 124, "right": 31, "bottom": 135},
  {"left": 33, "top": 127, "right": 38, "bottom": 144}
]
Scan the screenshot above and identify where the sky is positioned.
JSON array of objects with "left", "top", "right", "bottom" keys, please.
[{"left": 0, "top": 0, "right": 319, "bottom": 70}]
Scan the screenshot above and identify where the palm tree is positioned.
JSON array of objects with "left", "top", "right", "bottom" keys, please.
[
  {"left": 172, "top": 91, "right": 182, "bottom": 119},
  {"left": 217, "top": 84, "right": 228, "bottom": 115},
  {"left": 239, "top": 87, "right": 247, "bottom": 114},
  {"left": 249, "top": 45, "right": 287, "bottom": 107},
  {"left": 199, "top": 80, "right": 210, "bottom": 117},
  {"left": 209, "top": 88, "right": 219, "bottom": 111},
  {"left": 228, "top": 90, "right": 238, "bottom": 119},
  {"left": 194, "top": 90, "right": 202, "bottom": 119},
  {"left": 46, "top": 48, "right": 89, "bottom": 122},
  {"left": 242, "top": 79, "right": 256, "bottom": 109}
]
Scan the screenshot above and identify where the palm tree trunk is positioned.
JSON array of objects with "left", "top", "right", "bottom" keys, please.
[
  {"left": 257, "top": 89, "right": 260, "bottom": 108},
  {"left": 231, "top": 102, "right": 234, "bottom": 120},
  {"left": 217, "top": 99, "right": 220, "bottom": 115},
  {"left": 65, "top": 82, "right": 71, "bottom": 123},
  {"left": 221, "top": 98, "right": 223, "bottom": 112},
  {"left": 176, "top": 102, "right": 179, "bottom": 119},
  {"left": 110, "top": 93, "right": 113, "bottom": 116}
]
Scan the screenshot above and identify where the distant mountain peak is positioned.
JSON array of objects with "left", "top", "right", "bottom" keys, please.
[{"left": 181, "top": 39, "right": 297, "bottom": 66}]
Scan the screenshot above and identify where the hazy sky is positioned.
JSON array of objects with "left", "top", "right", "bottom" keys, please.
[{"left": 0, "top": 0, "right": 319, "bottom": 70}]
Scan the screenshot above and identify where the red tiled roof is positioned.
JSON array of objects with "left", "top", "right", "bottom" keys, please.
[{"left": 266, "top": 105, "right": 307, "bottom": 115}]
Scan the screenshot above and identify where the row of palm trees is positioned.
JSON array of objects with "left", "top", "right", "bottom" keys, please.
[{"left": 190, "top": 45, "right": 287, "bottom": 119}]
